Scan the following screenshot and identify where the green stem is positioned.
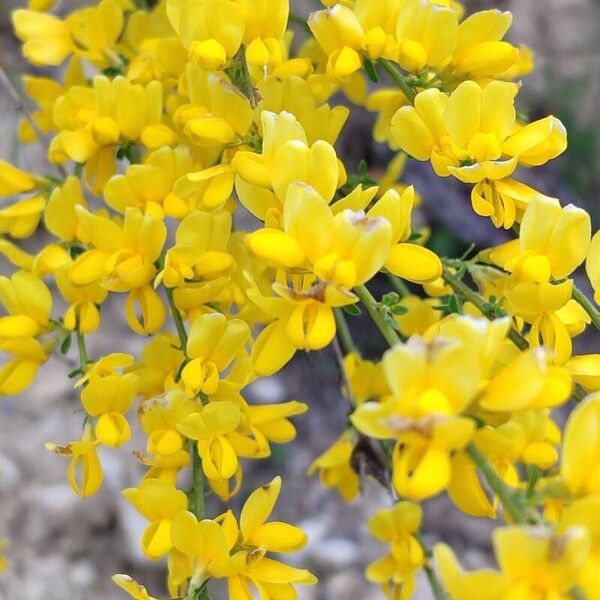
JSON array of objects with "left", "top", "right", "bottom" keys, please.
[
  {"left": 387, "top": 274, "right": 411, "bottom": 297},
  {"left": 441, "top": 267, "right": 529, "bottom": 351},
  {"left": 423, "top": 563, "right": 449, "bottom": 600},
  {"left": 378, "top": 59, "right": 416, "bottom": 103},
  {"left": 467, "top": 443, "right": 527, "bottom": 523},
  {"left": 166, "top": 288, "right": 188, "bottom": 348},
  {"left": 334, "top": 308, "right": 357, "bottom": 354},
  {"left": 572, "top": 285, "right": 600, "bottom": 332},
  {"left": 188, "top": 439, "right": 205, "bottom": 520},
  {"left": 76, "top": 330, "right": 89, "bottom": 373},
  {"left": 414, "top": 533, "right": 449, "bottom": 599},
  {"left": 570, "top": 586, "right": 589, "bottom": 600},
  {"left": 354, "top": 285, "right": 401, "bottom": 346}
]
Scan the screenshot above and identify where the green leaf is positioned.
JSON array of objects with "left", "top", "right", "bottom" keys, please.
[
  {"left": 342, "top": 304, "right": 362, "bottom": 316},
  {"left": 390, "top": 304, "right": 408, "bottom": 315},
  {"left": 408, "top": 231, "right": 423, "bottom": 241},
  {"left": 69, "top": 244, "right": 85, "bottom": 259},
  {"left": 382, "top": 291, "right": 400, "bottom": 306},
  {"left": 363, "top": 58, "right": 379, "bottom": 83},
  {"left": 60, "top": 334, "right": 72, "bottom": 355},
  {"left": 447, "top": 295, "right": 463, "bottom": 315}
]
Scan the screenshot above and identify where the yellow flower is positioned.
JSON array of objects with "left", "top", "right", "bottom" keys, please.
[
  {"left": 19, "top": 57, "right": 86, "bottom": 143},
  {"left": 12, "top": 9, "right": 75, "bottom": 66},
  {"left": 156, "top": 210, "right": 234, "bottom": 288},
  {"left": 167, "top": 0, "right": 244, "bottom": 70},
  {"left": 46, "top": 424, "right": 104, "bottom": 497},
  {"left": 177, "top": 401, "right": 242, "bottom": 481},
  {"left": 559, "top": 495, "right": 600, "bottom": 599},
  {"left": 181, "top": 313, "right": 250, "bottom": 394},
  {"left": 0, "top": 271, "right": 52, "bottom": 340},
  {"left": 122, "top": 478, "right": 188, "bottom": 560},
  {"left": 248, "top": 276, "right": 355, "bottom": 376},
  {"left": 395, "top": 0, "right": 459, "bottom": 73},
  {"left": 256, "top": 78, "right": 349, "bottom": 146},
  {"left": 80, "top": 373, "right": 139, "bottom": 447},
  {"left": 232, "top": 399, "right": 308, "bottom": 458},
  {"left": 0, "top": 338, "right": 47, "bottom": 395},
  {"left": 449, "top": 10, "right": 527, "bottom": 79},
  {"left": 450, "top": 411, "right": 561, "bottom": 518},
  {"left": 343, "top": 352, "right": 390, "bottom": 404},
  {"left": 173, "top": 63, "right": 253, "bottom": 149},
  {"left": 393, "top": 295, "right": 442, "bottom": 337},
  {"left": 104, "top": 146, "right": 195, "bottom": 218},
  {"left": 352, "top": 333, "right": 478, "bottom": 499},
  {"left": 506, "top": 195, "right": 591, "bottom": 282},
  {"left": 71, "top": 207, "right": 167, "bottom": 292},
  {"left": 112, "top": 574, "right": 160, "bottom": 600},
  {"left": 170, "top": 476, "right": 316, "bottom": 595},
  {"left": 561, "top": 392, "right": 600, "bottom": 497},
  {"left": 368, "top": 187, "right": 442, "bottom": 283},
  {"left": 140, "top": 390, "right": 201, "bottom": 456},
  {"left": 366, "top": 501, "right": 425, "bottom": 600},
  {"left": 134, "top": 334, "right": 185, "bottom": 398},
  {"left": 308, "top": 431, "right": 360, "bottom": 502},
  {"left": 0, "top": 160, "right": 46, "bottom": 240},
  {"left": 55, "top": 262, "right": 107, "bottom": 333},
  {"left": 479, "top": 347, "right": 572, "bottom": 412},
  {"left": 435, "top": 525, "right": 590, "bottom": 599},
  {"left": 585, "top": 229, "right": 600, "bottom": 305},
  {"left": 391, "top": 81, "right": 567, "bottom": 189}
]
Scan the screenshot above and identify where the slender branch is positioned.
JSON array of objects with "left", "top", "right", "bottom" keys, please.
[
  {"left": 441, "top": 266, "right": 529, "bottom": 351},
  {"left": 387, "top": 274, "right": 411, "bottom": 297},
  {"left": 378, "top": 59, "right": 416, "bottom": 103},
  {"left": 467, "top": 443, "right": 527, "bottom": 523},
  {"left": 572, "top": 285, "right": 600, "bottom": 333},
  {"left": 334, "top": 308, "right": 357, "bottom": 354},
  {"left": 353, "top": 285, "right": 401, "bottom": 346},
  {"left": 416, "top": 531, "right": 449, "bottom": 599},
  {"left": 166, "top": 288, "right": 188, "bottom": 348},
  {"left": 164, "top": 290, "right": 204, "bottom": 519},
  {"left": 188, "top": 439, "right": 205, "bottom": 520},
  {"left": 0, "top": 64, "right": 67, "bottom": 178},
  {"left": 76, "top": 330, "right": 90, "bottom": 373}
]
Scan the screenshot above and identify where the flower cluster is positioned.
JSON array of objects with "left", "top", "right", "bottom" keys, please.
[{"left": 1, "top": 0, "right": 600, "bottom": 599}]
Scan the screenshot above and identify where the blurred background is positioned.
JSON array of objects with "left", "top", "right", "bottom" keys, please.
[{"left": 0, "top": 0, "right": 599, "bottom": 598}]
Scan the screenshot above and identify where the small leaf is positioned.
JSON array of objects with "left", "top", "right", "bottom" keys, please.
[
  {"left": 69, "top": 244, "right": 85, "bottom": 259},
  {"left": 447, "top": 295, "right": 463, "bottom": 314},
  {"left": 363, "top": 58, "right": 379, "bottom": 83},
  {"left": 408, "top": 231, "right": 423, "bottom": 241},
  {"left": 60, "top": 334, "right": 72, "bottom": 355},
  {"left": 382, "top": 292, "right": 400, "bottom": 306},
  {"left": 390, "top": 304, "right": 408, "bottom": 315},
  {"left": 342, "top": 304, "right": 362, "bottom": 316}
]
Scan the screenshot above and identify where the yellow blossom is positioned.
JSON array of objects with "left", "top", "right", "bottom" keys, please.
[{"left": 122, "top": 478, "right": 188, "bottom": 560}]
